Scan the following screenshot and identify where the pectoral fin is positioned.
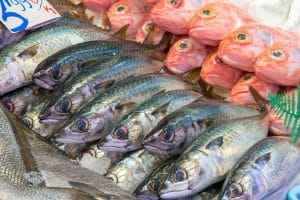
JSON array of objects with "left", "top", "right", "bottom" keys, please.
[
  {"left": 151, "top": 102, "right": 170, "bottom": 116},
  {"left": 94, "top": 80, "right": 115, "bottom": 91},
  {"left": 114, "top": 24, "right": 129, "bottom": 40},
  {"left": 17, "top": 44, "right": 39, "bottom": 60}
]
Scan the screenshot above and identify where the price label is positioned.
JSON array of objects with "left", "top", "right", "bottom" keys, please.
[{"left": 0, "top": 0, "right": 61, "bottom": 33}]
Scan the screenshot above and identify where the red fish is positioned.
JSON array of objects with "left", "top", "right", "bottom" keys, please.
[
  {"left": 188, "top": 2, "right": 255, "bottom": 46},
  {"left": 107, "top": 0, "right": 148, "bottom": 37},
  {"left": 218, "top": 23, "right": 296, "bottom": 72},
  {"left": 141, "top": 0, "right": 159, "bottom": 7},
  {"left": 135, "top": 17, "right": 165, "bottom": 44},
  {"left": 230, "top": 73, "right": 279, "bottom": 108},
  {"left": 254, "top": 40, "right": 300, "bottom": 86},
  {"left": 150, "top": 0, "right": 208, "bottom": 35},
  {"left": 200, "top": 53, "right": 244, "bottom": 90},
  {"left": 82, "top": 0, "right": 117, "bottom": 12},
  {"left": 166, "top": 37, "right": 209, "bottom": 74}
]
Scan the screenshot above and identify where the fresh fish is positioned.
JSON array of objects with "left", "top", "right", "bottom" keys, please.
[
  {"left": 0, "top": 24, "right": 114, "bottom": 95},
  {"left": 0, "top": 23, "right": 26, "bottom": 50},
  {"left": 150, "top": 0, "right": 208, "bottom": 35},
  {"left": 200, "top": 53, "right": 244, "bottom": 90},
  {"left": 166, "top": 37, "right": 209, "bottom": 74},
  {"left": 80, "top": 144, "right": 124, "bottom": 175},
  {"left": 1, "top": 84, "right": 39, "bottom": 117},
  {"left": 141, "top": 0, "right": 159, "bottom": 7},
  {"left": 220, "top": 137, "right": 300, "bottom": 200},
  {"left": 54, "top": 142, "right": 91, "bottom": 159},
  {"left": 230, "top": 73, "right": 279, "bottom": 108},
  {"left": 143, "top": 100, "right": 260, "bottom": 156},
  {"left": 106, "top": 149, "right": 168, "bottom": 194},
  {"left": 188, "top": 2, "right": 255, "bottom": 46},
  {"left": 136, "top": 17, "right": 165, "bottom": 45},
  {"left": 254, "top": 40, "right": 300, "bottom": 86},
  {"left": 82, "top": 0, "right": 117, "bottom": 12},
  {"left": 159, "top": 115, "right": 269, "bottom": 199},
  {"left": 55, "top": 74, "right": 195, "bottom": 144},
  {"left": 39, "top": 54, "right": 163, "bottom": 124},
  {"left": 217, "top": 23, "right": 296, "bottom": 72},
  {"left": 100, "top": 90, "right": 203, "bottom": 152},
  {"left": 182, "top": 183, "right": 222, "bottom": 200},
  {"left": 134, "top": 157, "right": 177, "bottom": 200},
  {"left": 107, "top": 0, "right": 148, "bottom": 37},
  {"left": 287, "top": 185, "right": 300, "bottom": 200},
  {"left": 33, "top": 38, "right": 167, "bottom": 90}
]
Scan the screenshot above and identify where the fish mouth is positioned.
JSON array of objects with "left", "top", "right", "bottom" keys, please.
[
  {"left": 143, "top": 142, "right": 172, "bottom": 155},
  {"left": 33, "top": 76, "right": 56, "bottom": 90},
  {"left": 99, "top": 139, "right": 135, "bottom": 152},
  {"left": 39, "top": 112, "right": 68, "bottom": 125},
  {"left": 136, "top": 192, "right": 159, "bottom": 200},
  {"left": 166, "top": 61, "right": 196, "bottom": 74},
  {"left": 189, "top": 26, "right": 221, "bottom": 46},
  {"left": 55, "top": 131, "right": 88, "bottom": 144},
  {"left": 159, "top": 188, "right": 191, "bottom": 199}
]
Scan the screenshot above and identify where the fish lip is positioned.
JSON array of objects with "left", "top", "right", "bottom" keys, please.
[
  {"left": 159, "top": 189, "right": 190, "bottom": 199},
  {"left": 39, "top": 113, "right": 68, "bottom": 125},
  {"left": 218, "top": 49, "right": 255, "bottom": 71},
  {"left": 143, "top": 143, "right": 171, "bottom": 155},
  {"left": 99, "top": 140, "right": 133, "bottom": 152},
  {"left": 33, "top": 77, "right": 54, "bottom": 90},
  {"left": 189, "top": 26, "right": 221, "bottom": 45},
  {"left": 55, "top": 132, "right": 86, "bottom": 144}
]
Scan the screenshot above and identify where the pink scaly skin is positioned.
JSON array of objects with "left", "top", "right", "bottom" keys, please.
[
  {"left": 188, "top": 2, "right": 255, "bottom": 46},
  {"left": 107, "top": 0, "right": 148, "bottom": 37},
  {"left": 150, "top": 0, "right": 210, "bottom": 35},
  {"left": 218, "top": 23, "right": 297, "bottom": 72},
  {"left": 230, "top": 73, "right": 279, "bottom": 108},
  {"left": 200, "top": 52, "right": 245, "bottom": 90},
  {"left": 166, "top": 37, "right": 209, "bottom": 74},
  {"left": 82, "top": 0, "right": 117, "bottom": 12},
  {"left": 255, "top": 40, "right": 300, "bottom": 86}
]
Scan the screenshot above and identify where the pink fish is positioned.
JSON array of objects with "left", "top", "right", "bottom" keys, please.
[
  {"left": 82, "top": 0, "right": 117, "bottom": 12},
  {"left": 255, "top": 40, "right": 300, "bottom": 86},
  {"left": 107, "top": 0, "right": 148, "bottom": 36},
  {"left": 188, "top": 2, "right": 255, "bottom": 46},
  {"left": 230, "top": 73, "right": 279, "bottom": 108},
  {"left": 135, "top": 17, "right": 165, "bottom": 44},
  {"left": 141, "top": 0, "right": 159, "bottom": 7},
  {"left": 166, "top": 37, "right": 209, "bottom": 74},
  {"left": 218, "top": 23, "right": 296, "bottom": 72},
  {"left": 200, "top": 53, "right": 244, "bottom": 90},
  {"left": 150, "top": 0, "right": 208, "bottom": 35}
]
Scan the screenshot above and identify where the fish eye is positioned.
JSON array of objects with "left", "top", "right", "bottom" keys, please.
[
  {"left": 59, "top": 99, "right": 71, "bottom": 113},
  {"left": 113, "top": 4, "right": 128, "bottom": 14},
  {"left": 149, "top": 178, "right": 162, "bottom": 192},
  {"left": 234, "top": 32, "right": 251, "bottom": 43},
  {"left": 161, "top": 127, "right": 175, "bottom": 142},
  {"left": 22, "top": 117, "right": 33, "bottom": 129},
  {"left": 269, "top": 49, "right": 286, "bottom": 61},
  {"left": 227, "top": 183, "right": 243, "bottom": 198},
  {"left": 198, "top": 8, "right": 216, "bottom": 18},
  {"left": 51, "top": 65, "right": 62, "bottom": 80},
  {"left": 173, "top": 168, "right": 187, "bottom": 182},
  {"left": 167, "top": 0, "right": 182, "bottom": 8},
  {"left": 241, "top": 74, "right": 253, "bottom": 82},
  {"left": 106, "top": 173, "right": 118, "bottom": 183},
  {"left": 175, "top": 40, "right": 192, "bottom": 52},
  {"left": 75, "top": 117, "right": 89, "bottom": 132},
  {"left": 112, "top": 127, "right": 128, "bottom": 140},
  {"left": 2, "top": 100, "right": 14, "bottom": 112}
]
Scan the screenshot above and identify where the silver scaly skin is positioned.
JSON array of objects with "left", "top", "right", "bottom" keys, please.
[
  {"left": 159, "top": 115, "right": 269, "bottom": 199},
  {"left": 39, "top": 54, "right": 163, "bottom": 125},
  {"left": 106, "top": 149, "right": 169, "bottom": 194},
  {"left": 55, "top": 74, "right": 195, "bottom": 144},
  {"left": 143, "top": 100, "right": 260, "bottom": 156},
  {"left": 220, "top": 137, "right": 300, "bottom": 200},
  {"left": 100, "top": 90, "right": 203, "bottom": 152}
]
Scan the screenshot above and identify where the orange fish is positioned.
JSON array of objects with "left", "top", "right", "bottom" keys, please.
[
  {"left": 254, "top": 40, "right": 300, "bottom": 86},
  {"left": 230, "top": 73, "right": 279, "bottom": 108},
  {"left": 200, "top": 53, "right": 244, "bottom": 90},
  {"left": 269, "top": 88, "right": 297, "bottom": 136},
  {"left": 218, "top": 23, "right": 296, "bottom": 72},
  {"left": 166, "top": 37, "right": 209, "bottom": 74},
  {"left": 82, "top": 0, "right": 117, "bottom": 12},
  {"left": 150, "top": 0, "right": 209, "bottom": 35},
  {"left": 135, "top": 17, "right": 165, "bottom": 44},
  {"left": 188, "top": 2, "right": 255, "bottom": 46},
  {"left": 107, "top": 0, "right": 148, "bottom": 37}
]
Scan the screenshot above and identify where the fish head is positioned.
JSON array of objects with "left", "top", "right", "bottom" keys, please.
[
  {"left": 135, "top": 19, "right": 165, "bottom": 45},
  {"left": 150, "top": 0, "right": 204, "bottom": 35},
  {"left": 136, "top": 191, "right": 159, "bottom": 200},
  {"left": 107, "top": 0, "right": 147, "bottom": 36},
  {"left": 82, "top": 0, "right": 116, "bottom": 12},
  {"left": 100, "top": 119, "right": 144, "bottom": 152},
  {"left": 2, "top": 95, "right": 27, "bottom": 116},
  {"left": 106, "top": 165, "right": 131, "bottom": 186},
  {"left": 22, "top": 107, "right": 41, "bottom": 130},
  {"left": 166, "top": 37, "right": 207, "bottom": 74},
  {"left": 136, "top": 176, "right": 165, "bottom": 200}
]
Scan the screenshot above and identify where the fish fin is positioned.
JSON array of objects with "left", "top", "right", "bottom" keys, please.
[
  {"left": 249, "top": 86, "right": 269, "bottom": 113},
  {"left": 103, "top": 13, "right": 111, "bottom": 30},
  {"left": 143, "top": 23, "right": 155, "bottom": 44},
  {"left": 115, "top": 101, "right": 137, "bottom": 110},
  {"left": 114, "top": 24, "right": 130, "bottom": 40},
  {"left": 206, "top": 136, "right": 223, "bottom": 149},
  {"left": 255, "top": 152, "right": 271, "bottom": 169},
  {"left": 94, "top": 80, "right": 115, "bottom": 91},
  {"left": 181, "top": 68, "right": 201, "bottom": 84},
  {"left": 17, "top": 44, "right": 39, "bottom": 59},
  {"left": 157, "top": 31, "right": 172, "bottom": 50},
  {"left": 69, "top": 181, "right": 117, "bottom": 200},
  {"left": 151, "top": 102, "right": 171, "bottom": 116}
]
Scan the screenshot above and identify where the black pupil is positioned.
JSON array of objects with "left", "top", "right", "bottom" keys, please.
[
  {"left": 152, "top": 179, "right": 161, "bottom": 191},
  {"left": 117, "top": 6, "right": 124, "bottom": 12},
  {"left": 169, "top": 0, "right": 177, "bottom": 5},
  {"left": 272, "top": 50, "right": 282, "bottom": 57},
  {"left": 202, "top": 9, "right": 210, "bottom": 15},
  {"left": 230, "top": 184, "right": 242, "bottom": 197},
  {"left": 60, "top": 99, "right": 69, "bottom": 113},
  {"left": 115, "top": 128, "right": 127, "bottom": 140},
  {"left": 163, "top": 130, "right": 173, "bottom": 141},
  {"left": 237, "top": 34, "right": 246, "bottom": 40},
  {"left": 244, "top": 74, "right": 252, "bottom": 81},
  {"left": 76, "top": 119, "right": 87, "bottom": 132},
  {"left": 179, "top": 43, "right": 187, "bottom": 49},
  {"left": 175, "top": 169, "right": 185, "bottom": 181}
]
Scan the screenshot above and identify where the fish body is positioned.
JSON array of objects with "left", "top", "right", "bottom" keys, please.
[
  {"left": 218, "top": 23, "right": 296, "bottom": 72},
  {"left": 136, "top": 17, "right": 165, "bottom": 45},
  {"left": 188, "top": 2, "right": 255, "bottom": 46},
  {"left": 39, "top": 55, "right": 163, "bottom": 124},
  {"left": 166, "top": 37, "right": 209, "bottom": 74},
  {"left": 106, "top": 149, "right": 168, "bottom": 194},
  {"left": 0, "top": 24, "right": 113, "bottom": 95},
  {"left": 200, "top": 53, "right": 244, "bottom": 90},
  {"left": 220, "top": 137, "right": 300, "bottom": 200},
  {"left": 159, "top": 115, "right": 269, "bottom": 199},
  {"left": 100, "top": 90, "right": 203, "bottom": 152},
  {"left": 150, "top": 0, "right": 208, "bottom": 35},
  {"left": 33, "top": 39, "right": 163, "bottom": 90},
  {"left": 230, "top": 73, "right": 279, "bottom": 108},
  {"left": 254, "top": 40, "right": 300, "bottom": 86},
  {"left": 143, "top": 100, "right": 261, "bottom": 156},
  {"left": 55, "top": 74, "right": 194, "bottom": 144}
]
